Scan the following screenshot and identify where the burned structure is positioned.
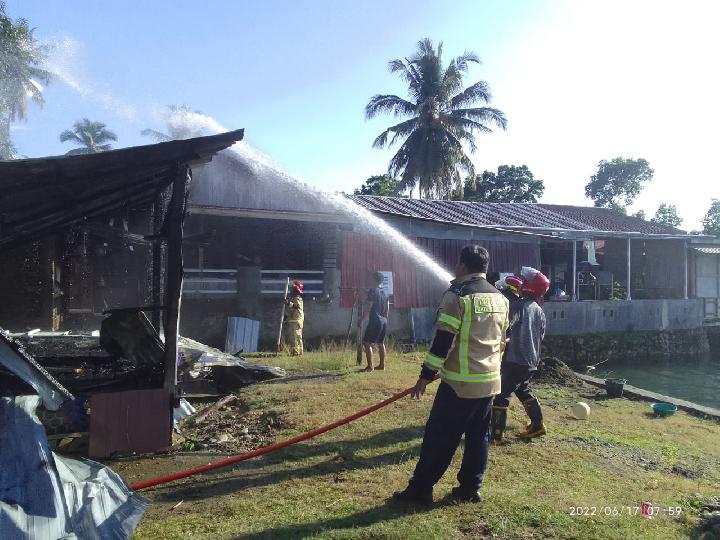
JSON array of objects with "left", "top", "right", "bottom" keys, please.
[{"left": 0, "top": 130, "right": 244, "bottom": 456}]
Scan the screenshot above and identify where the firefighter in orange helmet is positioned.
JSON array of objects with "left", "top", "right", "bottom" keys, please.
[{"left": 285, "top": 280, "right": 305, "bottom": 356}]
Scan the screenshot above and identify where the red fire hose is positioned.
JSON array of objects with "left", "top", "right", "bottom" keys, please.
[{"left": 130, "top": 378, "right": 437, "bottom": 491}]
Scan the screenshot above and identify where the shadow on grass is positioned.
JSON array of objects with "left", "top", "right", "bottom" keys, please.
[
  {"left": 232, "top": 494, "right": 462, "bottom": 540},
  {"left": 149, "top": 425, "right": 424, "bottom": 503}
]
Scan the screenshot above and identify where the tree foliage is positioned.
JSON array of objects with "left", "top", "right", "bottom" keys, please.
[
  {"left": 354, "top": 174, "right": 401, "bottom": 196},
  {"left": 59, "top": 118, "right": 117, "bottom": 154},
  {"left": 584, "top": 157, "right": 654, "bottom": 211},
  {"left": 651, "top": 203, "right": 683, "bottom": 227},
  {"left": 702, "top": 199, "right": 720, "bottom": 236},
  {"left": 632, "top": 209, "right": 646, "bottom": 220},
  {"left": 0, "top": 2, "right": 52, "bottom": 159},
  {"left": 461, "top": 164, "right": 544, "bottom": 203},
  {"left": 366, "top": 38, "right": 506, "bottom": 199}
]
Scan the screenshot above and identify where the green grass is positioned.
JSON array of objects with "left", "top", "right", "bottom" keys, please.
[{"left": 122, "top": 350, "right": 720, "bottom": 539}]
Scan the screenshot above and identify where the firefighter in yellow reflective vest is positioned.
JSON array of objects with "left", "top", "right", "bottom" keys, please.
[
  {"left": 393, "top": 246, "right": 509, "bottom": 506},
  {"left": 285, "top": 280, "right": 304, "bottom": 356}
]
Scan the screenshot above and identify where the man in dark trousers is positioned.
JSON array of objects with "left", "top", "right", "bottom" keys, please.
[
  {"left": 491, "top": 267, "right": 550, "bottom": 441},
  {"left": 393, "top": 245, "right": 509, "bottom": 505},
  {"left": 362, "top": 271, "right": 390, "bottom": 372}
]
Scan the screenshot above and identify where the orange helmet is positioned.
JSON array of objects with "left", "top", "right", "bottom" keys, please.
[{"left": 292, "top": 280, "right": 304, "bottom": 293}]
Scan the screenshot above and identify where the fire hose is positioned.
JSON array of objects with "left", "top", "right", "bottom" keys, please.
[{"left": 130, "top": 377, "right": 438, "bottom": 491}]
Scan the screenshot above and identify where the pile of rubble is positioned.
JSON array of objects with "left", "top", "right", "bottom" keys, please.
[
  {"left": 534, "top": 356, "right": 583, "bottom": 387},
  {"left": 174, "top": 394, "right": 286, "bottom": 453}
]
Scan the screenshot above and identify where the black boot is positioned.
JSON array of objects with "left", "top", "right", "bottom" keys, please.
[
  {"left": 517, "top": 397, "right": 546, "bottom": 438},
  {"left": 490, "top": 406, "right": 508, "bottom": 442},
  {"left": 450, "top": 486, "right": 482, "bottom": 503},
  {"left": 392, "top": 483, "right": 433, "bottom": 507}
]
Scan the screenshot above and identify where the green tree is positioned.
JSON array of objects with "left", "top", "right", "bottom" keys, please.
[
  {"left": 632, "top": 209, "right": 646, "bottom": 220},
  {"left": 141, "top": 104, "right": 207, "bottom": 141},
  {"left": 59, "top": 118, "right": 117, "bottom": 154},
  {"left": 461, "top": 164, "right": 544, "bottom": 202},
  {"left": 702, "top": 199, "right": 720, "bottom": 236},
  {"left": 0, "top": 2, "right": 52, "bottom": 159},
  {"left": 584, "top": 157, "right": 654, "bottom": 212},
  {"left": 366, "top": 39, "right": 506, "bottom": 199},
  {"left": 651, "top": 203, "right": 683, "bottom": 227},
  {"left": 354, "top": 174, "right": 401, "bottom": 196}
]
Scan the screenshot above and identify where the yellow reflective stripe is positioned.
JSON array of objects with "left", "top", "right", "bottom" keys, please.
[
  {"left": 441, "top": 369, "right": 500, "bottom": 383},
  {"left": 459, "top": 296, "right": 472, "bottom": 375},
  {"left": 437, "top": 313, "right": 461, "bottom": 330},
  {"left": 424, "top": 353, "right": 445, "bottom": 369}
]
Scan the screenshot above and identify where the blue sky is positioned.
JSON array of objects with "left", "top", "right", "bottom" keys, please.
[{"left": 7, "top": 0, "right": 720, "bottom": 229}]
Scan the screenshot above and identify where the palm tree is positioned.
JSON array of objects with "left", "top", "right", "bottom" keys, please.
[
  {"left": 0, "top": 3, "right": 53, "bottom": 159},
  {"left": 59, "top": 118, "right": 118, "bottom": 154},
  {"left": 141, "top": 104, "right": 208, "bottom": 142},
  {"left": 366, "top": 39, "right": 507, "bottom": 199}
]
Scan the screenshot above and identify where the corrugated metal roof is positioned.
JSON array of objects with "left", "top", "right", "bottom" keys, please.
[
  {"left": 0, "top": 129, "right": 244, "bottom": 250},
  {"left": 693, "top": 247, "right": 720, "bottom": 254},
  {"left": 346, "top": 195, "right": 686, "bottom": 235}
]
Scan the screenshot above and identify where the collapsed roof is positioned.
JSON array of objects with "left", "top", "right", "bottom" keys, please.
[{"left": 0, "top": 129, "right": 244, "bottom": 250}]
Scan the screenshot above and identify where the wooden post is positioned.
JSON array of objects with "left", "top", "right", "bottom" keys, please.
[
  {"left": 626, "top": 237, "right": 632, "bottom": 301},
  {"left": 356, "top": 290, "right": 364, "bottom": 365},
  {"left": 683, "top": 241, "right": 689, "bottom": 300},
  {"left": 571, "top": 240, "right": 578, "bottom": 302},
  {"left": 151, "top": 193, "right": 163, "bottom": 331},
  {"left": 162, "top": 165, "right": 190, "bottom": 397}
]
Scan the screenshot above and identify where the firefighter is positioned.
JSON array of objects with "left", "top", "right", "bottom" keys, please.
[
  {"left": 393, "top": 245, "right": 509, "bottom": 506},
  {"left": 491, "top": 267, "right": 550, "bottom": 441},
  {"left": 285, "top": 280, "right": 304, "bottom": 356}
]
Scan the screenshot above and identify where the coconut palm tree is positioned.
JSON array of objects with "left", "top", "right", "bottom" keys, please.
[
  {"left": 59, "top": 118, "right": 118, "bottom": 154},
  {"left": 366, "top": 39, "right": 507, "bottom": 199},
  {"left": 0, "top": 3, "right": 53, "bottom": 159}
]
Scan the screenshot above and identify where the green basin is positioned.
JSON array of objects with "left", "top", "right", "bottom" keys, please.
[{"left": 652, "top": 402, "right": 678, "bottom": 417}]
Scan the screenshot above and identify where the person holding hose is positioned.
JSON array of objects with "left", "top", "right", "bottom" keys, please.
[
  {"left": 285, "top": 280, "right": 305, "bottom": 356},
  {"left": 393, "top": 245, "right": 509, "bottom": 506},
  {"left": 491, "top": 267, "right": 550, "bottom": 441}
]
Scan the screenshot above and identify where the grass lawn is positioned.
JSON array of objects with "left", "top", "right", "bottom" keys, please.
[{"left": 121, "top": 349, "right": 720, "bottom": 539}]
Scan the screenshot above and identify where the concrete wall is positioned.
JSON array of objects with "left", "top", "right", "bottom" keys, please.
[{"left": 544, "top": 299, "right": 704, "bottom": 335}]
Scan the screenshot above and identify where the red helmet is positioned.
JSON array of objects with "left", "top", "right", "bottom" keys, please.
[
  {"left": 504, "top": 276, "right": 523, "bottom": 296},
  {"left": 520, "top": 268, "right": 550, "bottom": 299},
  {"left": 292, "top": 280, "right": 304, "bottom": 293}
]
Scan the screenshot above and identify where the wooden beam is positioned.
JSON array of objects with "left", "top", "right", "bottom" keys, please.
[{"left": 162, "top": 165, "right": 191, "bottom": 398}]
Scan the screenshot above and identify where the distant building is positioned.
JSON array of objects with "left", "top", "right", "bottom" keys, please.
[{"left": 182, "top": 149, "right": 720, "bottom": 349}]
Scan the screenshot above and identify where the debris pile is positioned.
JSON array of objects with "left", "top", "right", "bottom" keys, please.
[
  {"left": 535, "top": 356, "right": 583, "bottom": 387},
  {"left": 174, "top": 394, "right": 286, "bottom": 453},
  {"left": 696, "top": 497, "right": 720, "bottom": 536}
]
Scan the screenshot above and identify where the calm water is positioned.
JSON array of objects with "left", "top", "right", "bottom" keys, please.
[{"left": 597, "top": 355, "right": 720, "bottom": 409}]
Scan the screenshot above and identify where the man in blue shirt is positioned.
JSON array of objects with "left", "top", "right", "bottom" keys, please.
[{"left": 362, "top": 271, "right": 390, "bottom": 372}]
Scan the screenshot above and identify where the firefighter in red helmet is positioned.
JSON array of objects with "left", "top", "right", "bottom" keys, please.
[
  {"left": 285, "top": 280, "right": 305, "bottom": 356},
  {"left": 491, "top": 267, "right": 550, "bottom": 441}
]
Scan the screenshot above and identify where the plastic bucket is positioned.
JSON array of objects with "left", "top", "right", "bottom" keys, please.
[
  {"left": 605, "top": 378, "right": 627, "bottom": 398},
  {"left": 651, "top": 402, "right": 677, "bottom": 417}
]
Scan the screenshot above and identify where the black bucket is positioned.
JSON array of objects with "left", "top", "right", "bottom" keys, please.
[{"left": 605, "top": 378, "right": 627, "bottom": 398}]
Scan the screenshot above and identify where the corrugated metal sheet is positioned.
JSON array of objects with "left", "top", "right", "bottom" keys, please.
[
  {"left": 0, "top": 130, "right": 244, "bottom": 251},
  {"left": 339, "top": 233, "right": 540, "bottom": 308},
  {"left": 345, "top": 195, "right": 686, "bottom": 235},
  {"left": 89, "top": 388, "right": 172, "bottom": 458},
  {"left": 339, "top": 231, "right": 418, "bottom": 308},
  {"left": 225, "top": 317, "right": 260, "bottom": 353},
  {"left": 1, "top": 396, "right": 148, "bottom": 539},
  {"left": 693, "top": 247, "right": 720, "bottom": 254}
]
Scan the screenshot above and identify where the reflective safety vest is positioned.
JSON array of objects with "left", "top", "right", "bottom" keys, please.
[
  {"left": 287, "top": 296, "right": 304, "bottom": 327},
  {"left": 424, "top": 274, "right": 509, "bottom": 399}
]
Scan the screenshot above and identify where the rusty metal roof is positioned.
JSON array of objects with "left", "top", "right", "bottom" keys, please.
[
  {"left": 346, "top": 195, "right": 686, "bottom": 235},
  {"left": 0, "top": 129, "right": 244, "bottom": 250}
]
